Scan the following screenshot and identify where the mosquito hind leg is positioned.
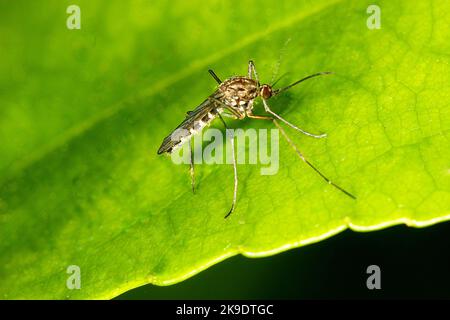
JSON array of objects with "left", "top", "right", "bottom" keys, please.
[{"left": 261, "top": 98, "right": 327, "bottom": 138}]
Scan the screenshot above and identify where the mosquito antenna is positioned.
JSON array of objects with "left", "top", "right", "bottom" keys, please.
[
  {"left": 270, "top": 72, "right": 290, "bottom": 87},
  {"left": 208, "top": 69, "right": 222, "bottom": 84},
  {"left": 273, "top": 71, "right": 333, "bottom": 96}
]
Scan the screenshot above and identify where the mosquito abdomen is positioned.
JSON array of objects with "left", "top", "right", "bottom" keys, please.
[{"left": 158, "top": 108, "right": 220, "bottom": 154}]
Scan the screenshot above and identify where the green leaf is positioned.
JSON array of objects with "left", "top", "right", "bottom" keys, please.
[{"left": 1, "top": 0, "right": 449, "bottom": 299}]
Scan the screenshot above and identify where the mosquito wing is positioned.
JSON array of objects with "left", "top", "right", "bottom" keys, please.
[{"left": 157, "top": 96, "right": 221, "bottom": 154}]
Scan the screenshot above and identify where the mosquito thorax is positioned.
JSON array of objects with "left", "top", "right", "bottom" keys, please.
[{"left": 260, "top": 84, "right": 273, "bottom": 99}]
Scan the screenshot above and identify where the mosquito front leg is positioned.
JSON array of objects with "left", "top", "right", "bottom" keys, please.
[
  {"left": 274, "top": 120, "right": 355, "bottom": 199},
  {"left": 189, "top": 139, "right": 195, "bottom": 194},
  {"left": 261, "top": 98, "right": 327, "bottom": 138},
  {"left": 247, "top": 111, "right": 355, "bottom": 199}
]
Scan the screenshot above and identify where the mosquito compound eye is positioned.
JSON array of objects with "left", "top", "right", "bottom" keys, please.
[{"left": 261, "top": 85, "right": 272, "bottom": 99}]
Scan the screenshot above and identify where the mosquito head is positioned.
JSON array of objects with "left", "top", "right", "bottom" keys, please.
[{"left": 260, "top": 84, "right": 273, "bottom": 99}]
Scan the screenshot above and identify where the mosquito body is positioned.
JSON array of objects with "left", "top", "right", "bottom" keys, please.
[{"left": 158, "top": 61, "right": 356, "bottom": 218}]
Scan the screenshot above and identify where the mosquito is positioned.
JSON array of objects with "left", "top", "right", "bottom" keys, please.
[{"left": 157, "top": 60, "right": 356, "bottom": 218}]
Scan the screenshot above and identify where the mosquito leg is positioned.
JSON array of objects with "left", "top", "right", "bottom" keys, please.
[
  {"left": 273, "top": 119, "right": 356, "bottom": 199},
  {"left": 246, "top": 112, "right": 272, "bottom": 120},
  {"left": 248, "top": 60, "right": 259, "bottom": 83},
  {"left": 247, "top": 111, "right": 355, "bottom": 199},
  {"left": 189, "top": 139, "right": 195, "bottom": 194},
  {"left": 261, "top": 98, "right": 327, "bottom": 138},
  {"left": 218, "top": 114, "right": 238, "bottom": 218},
  {"left": 208, "top": 97, "right": 245, "bottom": 119},
  {"left": 208, "top": 69, "right": 222, "bottom": 84}
]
